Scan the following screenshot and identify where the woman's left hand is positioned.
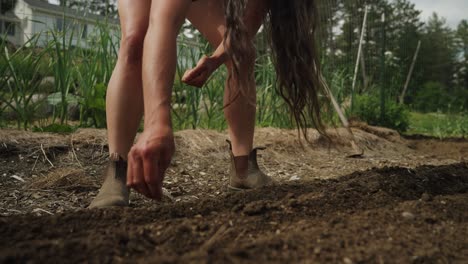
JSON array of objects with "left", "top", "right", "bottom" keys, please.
[{"left": 182, "top": 55, "right": 218, "bottom": 88}]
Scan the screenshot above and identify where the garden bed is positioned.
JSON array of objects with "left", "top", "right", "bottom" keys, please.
[{"left": 0, "top": 126, "right": 467, "bottom": 263}]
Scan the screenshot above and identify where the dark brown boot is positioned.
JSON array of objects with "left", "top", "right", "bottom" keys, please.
[
  {"left": 88, "top": 154, "right": 129, "bottom": 208},
  {"left": 227, "top": 140, "right": 272, "bottom": 190}
]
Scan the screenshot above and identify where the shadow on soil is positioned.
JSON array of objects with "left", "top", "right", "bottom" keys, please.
[{"left": 1, "top": 162, "right": 467, "bottom": 263}]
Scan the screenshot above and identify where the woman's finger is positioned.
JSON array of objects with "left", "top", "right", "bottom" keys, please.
[
  {"left": 143, "top": 154, "right": 162, "bottom": 199},
  {"left": 126, "top": 153, "right": 134, "bottom": 187},
  {"left": 181, "top": 69, "right": 194, "bottom": 82},
  {"left": 183, "top": 65, "right": 207, "bottom": 82},
  {"left": 186, "top": 70, "right": 209, "bottom": 87},
  {"left": 130, "top": 153, "right": 152, "bottom": 198}
]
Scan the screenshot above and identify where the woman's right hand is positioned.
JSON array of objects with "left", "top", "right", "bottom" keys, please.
[{"left": 127, "top": 122, "right": 175, "bottom": 200}]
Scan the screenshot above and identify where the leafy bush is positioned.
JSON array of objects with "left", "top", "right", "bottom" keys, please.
[
  {"left": 77, "top": 83, "right": 107, "bottom": 127},
  {"left": 412, "top": 82, "right": 468, "bottom": 114},
  {"left": 413, "top": 82, "right": 450, "bottom": 113},
  {"left": 352, "top": 94, "right": 410, "bottom": 132},
  {"left": 448, "top": 88, "right": 468, "bottom": 113}
]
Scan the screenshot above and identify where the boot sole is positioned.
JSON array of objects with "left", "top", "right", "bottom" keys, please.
[
  {"left": 227, "top": 185, "right": 248, "bottom": 192},
  {"left": 227, "top": 178, "right": 275, "bottom": 192}
]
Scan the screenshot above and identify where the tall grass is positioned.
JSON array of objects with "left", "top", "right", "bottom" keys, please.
[
  {"left": 0, "top": 18, "right": 118, "bottom": 130},
  {"left": 1, "top": 35, "right": 48, "bottom": 129},
  {"left": 1, "top": 18, "right": 300, "bottom": 131},
  {"left": 407, "top": 112, "right": 468, "bottom": 138},
  {"left": 74, "top": 21, "right": 118, "bottom": 127},
  {"left": 48, "top": 22, "right": 77, "bottom": 125}
]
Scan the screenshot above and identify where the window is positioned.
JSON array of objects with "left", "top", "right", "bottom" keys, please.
[
  {"left": 56, "top": 18, "right": 72, "bottom": 32},
  {"left": 81, "top": 24, "right": 88, "bottom": 39},
  {"left": 4, "top": 21, "right": 15, "bottom": 36},
  {"left": 56, "top": 17, "right": 84, "bottom": 38},
  {"left": 0, "top": 20, "right": 16, "bottom": 36},
  {"left": 56, "top": 18, "right": 64, "bottom": 31}
]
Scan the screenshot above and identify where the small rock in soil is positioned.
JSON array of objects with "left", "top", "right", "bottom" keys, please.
[
  {"left": 402, "top": 211, "right": 416, "bottom": 220},
  {"left": 421, "top": 192, "right": 433, "bottom": 202}
]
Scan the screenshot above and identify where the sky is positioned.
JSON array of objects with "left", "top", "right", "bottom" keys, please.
[{"left": 410, "top": 0, "right": 468, "bottom": 29}]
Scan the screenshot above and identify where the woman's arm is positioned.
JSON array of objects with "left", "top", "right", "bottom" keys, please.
[
  {"left": 127, "top": 0, "right": 192, "bottom": 200},
  {"left": 212, "top": 0, "right": 269, "bottom": 65},
  {"left": 182, "top": 0, "right": 269, "bottom": 87}
]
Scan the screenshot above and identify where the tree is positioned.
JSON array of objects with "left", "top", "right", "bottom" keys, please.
[
  {"left": 386, "top": 0, "right": 424, "bottom": 98},
  {"left": 418, "top": 13, "right": 456, "bottom": 89},
  {"left": 332, "top": 0, "right": 391, "bottom": 90},
  {"left": 455, "top": 20, "right": 468, "bottom": 91},
  {"left": 332, "top": 0, "right": 421, "bottom": 96}
]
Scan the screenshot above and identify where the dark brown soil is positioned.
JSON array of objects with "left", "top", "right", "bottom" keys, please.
[{"left": 0, "top": 127, "right": 467, "bottom": 263}]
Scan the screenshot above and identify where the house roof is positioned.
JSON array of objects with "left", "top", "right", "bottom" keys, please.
[{"left": 24, "top": 0, "right": 119, "bottom": 25}]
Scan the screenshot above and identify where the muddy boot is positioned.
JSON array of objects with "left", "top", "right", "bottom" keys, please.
[
  {"left": 227, "top": 140, "right": 272, "bottom": 191},
  {"left": 88, "top": 153, "right": 129, "bottom": 208}
]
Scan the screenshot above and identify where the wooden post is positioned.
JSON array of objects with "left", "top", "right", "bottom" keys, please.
[
  {"left": 399, "top": 40, "right": 421, "bottom": 104},
  {"left": 318, "top": 72, "right": 364, "bottom": 157},
  {"left": 360, "top": 44, "right": 368, "bottom": 92}
]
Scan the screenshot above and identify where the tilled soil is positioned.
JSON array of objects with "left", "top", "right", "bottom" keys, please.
[{"left": 0, "top": 126, "right": 467, "bottom": 263}]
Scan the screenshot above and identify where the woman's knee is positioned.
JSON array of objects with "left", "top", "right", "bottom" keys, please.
[
  {"left": 148, "top": 0, "right": 190, "bottom": 37},
  {"left": 119, "top": 31, "right": 146, "bottom": 64}
]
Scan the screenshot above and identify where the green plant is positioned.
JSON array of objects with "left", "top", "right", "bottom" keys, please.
[
  {"left": 352, "top": 94, "right": 410, "bottom": 132},
  {"left": 74, "top": 22, "right": 118, "bottom": 128},
  {"left": 0, "top": 35, "right": 49, "bottom": 129},
  {"left": 48, "top": 17, "right": 79, "bottom": 125},
  {"left": 78, "top": 83, "right": 106, "bottom": 127},
  {"left": 1, "top": 8, "right": 464, "bottom": 135},
  {"left": 413, "top": 82, "right": 449, "bottom": 113},
  {"left": 32, "top": 123, "right": 76, "bottom": 134},
  {"left": 0, "top": 39, "right": 9, "bottom": 127},
  {"left": 255, "top": 53, "right": 292, "bottom": 129}
]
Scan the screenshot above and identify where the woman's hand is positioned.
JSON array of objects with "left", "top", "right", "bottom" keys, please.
[
  {"left": 182, "top": 55, "right": 219, "bottom": 88},
  {"left": 127, "top": 124, "right": 175, "bottom": 200}
]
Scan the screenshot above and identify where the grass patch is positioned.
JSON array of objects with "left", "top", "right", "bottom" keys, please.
[{"left": 406, "top": 112, "right": 468, "bottom": 138}]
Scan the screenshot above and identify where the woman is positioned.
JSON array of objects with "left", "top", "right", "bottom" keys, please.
[{"left": 89, "top": 0, "right": 325, "bottom": 208}]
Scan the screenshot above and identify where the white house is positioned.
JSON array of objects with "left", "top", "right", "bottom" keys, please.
[{"left": 0, "top": 0, "right": 119, "bottom": 48}]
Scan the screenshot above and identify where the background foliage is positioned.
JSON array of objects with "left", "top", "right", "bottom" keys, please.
[{"left": 0, "top": 0, "right": 467, "bottom": 137}]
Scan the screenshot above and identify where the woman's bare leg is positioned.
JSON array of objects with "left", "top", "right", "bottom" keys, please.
[
  {"left": 106, "top": 0, "right": 151, "bottom": 158},
  {"left": 88, "top": 0, "right": 151, "bottom": 208},
  {"left": 187, "top": 1, "right": 270, "bottom": 189},
  {"left": 187, "top": 0, "right": 256, "bottom": 156}
]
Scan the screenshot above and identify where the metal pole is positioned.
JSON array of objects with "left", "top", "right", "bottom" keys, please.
[{"left": 380, "top": 10, "right": 387, "bottom": 122}]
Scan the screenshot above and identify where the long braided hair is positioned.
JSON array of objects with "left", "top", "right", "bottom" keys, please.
[{"left": 223, "top": 0, "right": 329, "bottom": 140}]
